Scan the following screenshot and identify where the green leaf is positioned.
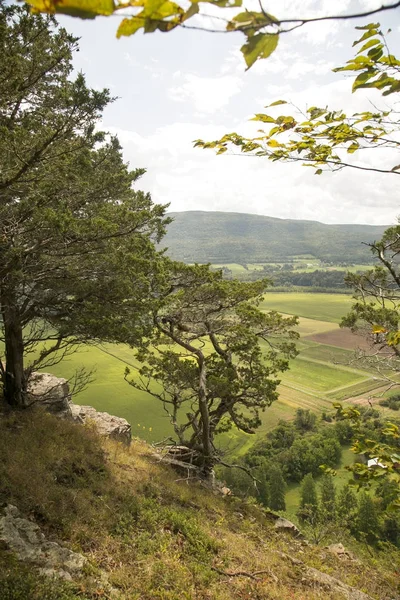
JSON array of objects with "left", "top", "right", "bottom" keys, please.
[
  {"left": 267, "top": 100, "right": 287, "bottom": 107},
  {"left": 117, "top": 16, "right": 143, "bottom": 37},
  {"left": 28, "top": 0, "right": 115, "bottom": 18},
  {"left": 183, "top": 2, "right": 199, "bottom": 21},
  {"left": 241, "top": 32, "right": 278, "bottom": 70},
  {"left": 368, "top": 46, "right": 384, "bottom": 61},
  {"left": 347, "top": 142, "right": 360, "bottom": 154},
  {"left": 357, "top": 38, "right": 381, "bottom": 53},
  {"left": 315, "top": 169, "right": 323, "bottom": 175},
  {"left": 251, "top": 114, "right": 276, "bottom": 123}
]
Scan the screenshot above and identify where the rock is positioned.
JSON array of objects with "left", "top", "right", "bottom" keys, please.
[
  {"left": 0, "top": 505, "right": 86, "bottom": 580},
  {"left": 26, "top": 372, "right": 71, "bottom": 416},
  {"left": 305, "top": 566, "right": 372, "bottom": 600},
  {"left": 70, "top": 404, "right": 131, "bottom": 446},
  {"left": 327, "top": 543, "right": 356, "bottom": 561},
  {"left": 25, "top": 372, "right": 132, "bottom": 446},
  {"left": 274, "top": 517, "right": 303, "bottom": 538}
]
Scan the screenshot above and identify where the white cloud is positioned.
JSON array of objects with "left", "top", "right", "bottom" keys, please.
[{"left": 168, "top": 74, "right": 243, "bottom": 113}]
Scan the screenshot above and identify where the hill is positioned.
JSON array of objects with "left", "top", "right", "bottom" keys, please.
[
  {"left": 161, "top": 211, "right": 388, "bottom": 264},
  {"left": 0, "top": 411, "right": 398, "bottom": 600}
]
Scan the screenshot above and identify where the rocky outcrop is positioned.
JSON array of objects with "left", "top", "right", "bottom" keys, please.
[
  {"left": 26, "top": 372, "right": 132, "bottom": 445},
  {"left": 70, "top": 404, "right": 131, "bottom": 446},
  {"left": 26, "top": 372, "right": 71, "bottom": 416},
  {"left": 305, "top": 567, "right": 372, "bottom": 600},
  {"left": 326, "top": 543, "right": 356, "bottom": 561},
  {"left": 274, "top": 517, "right": 303, "bottom": 538},
  {"left": 0, "top": 505, "right": 86, "bottom": 581}
]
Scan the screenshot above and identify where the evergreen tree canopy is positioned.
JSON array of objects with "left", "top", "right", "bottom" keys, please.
[{"left": 0, "top": 3, "right": 168, "bottom": 407}]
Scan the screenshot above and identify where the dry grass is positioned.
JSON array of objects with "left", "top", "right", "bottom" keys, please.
[{"left": 0, "top": 411, "right": 399, "bottom": 600}]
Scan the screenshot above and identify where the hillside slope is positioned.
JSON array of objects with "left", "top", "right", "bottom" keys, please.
[
  {"left": 161, "top": 212, "right": 388, "bottom": 264},
  {"left": 0, "top": 411, "right": 399, "bottom": 600}
]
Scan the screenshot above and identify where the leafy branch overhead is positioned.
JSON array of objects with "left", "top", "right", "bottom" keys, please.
[
  {"left": 195, "top": 23, "right": 400, "bottom": 172},
  {"left": 22, "top": 0, "right": 400, "bottom": 70}
]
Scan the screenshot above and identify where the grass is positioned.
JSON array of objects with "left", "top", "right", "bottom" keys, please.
[
  {"left": 281, "top": 357, "right": 366, "bottom": 393},
  {"left": 327, "top": 378, "right": 387, "bottom": 401},
  {"left": 259, "top": 292, "right": 353, "bottom": 323},
  {"left": 0, "top": 411, "right": 398, "bottom": 600}
]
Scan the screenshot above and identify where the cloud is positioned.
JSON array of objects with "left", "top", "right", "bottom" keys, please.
[
  {"left": 168, "top": 74, "right": 243, "bottom": 113},
  {"left": 110, "top": 111, "right": 398, "bottom": 226}
]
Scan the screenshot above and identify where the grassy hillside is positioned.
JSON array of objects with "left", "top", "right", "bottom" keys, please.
[
  {"left": 0, "top": 411, "right": 399, "bottom": 600},
  {"left": 161, "top": 211, "right": 388, "bottom": 264}
]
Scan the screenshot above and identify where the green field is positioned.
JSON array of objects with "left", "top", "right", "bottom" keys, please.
[
  {"left": 259, "top": 292, "right": 353, "bottom": 323},
  {"left": 23, "top": 292, "right": 387, "bottom": 451}
]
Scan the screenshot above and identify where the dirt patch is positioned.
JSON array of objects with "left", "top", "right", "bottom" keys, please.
[{"left": 305, "top": 328, "right": 372, "bottom": 351}]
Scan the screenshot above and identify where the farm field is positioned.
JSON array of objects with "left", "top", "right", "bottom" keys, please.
[
  {"left": 29, "top": 291, "right": 390, "bottom": 454},
  {"left": 259, "top": 292, "right": 354, "bottom": 323}
]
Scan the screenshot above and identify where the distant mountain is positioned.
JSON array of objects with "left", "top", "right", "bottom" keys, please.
[{"left": 160, "top": 211, "right": 388, "bottom": 264}]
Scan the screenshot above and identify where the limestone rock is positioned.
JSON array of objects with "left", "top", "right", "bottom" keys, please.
[
  {"left": 26, "top": 372, "right": 71, "bottom": 416},
  {"left": 0, "top": 505, "right": 86, "bottom": 581},
  {"left": 305, "top": 566, "right": 372, "bottom": 600},
  {"left": 70, "top": 404, "right": 131, "bottom": 446},
  {"left": 327, "top": 543, "right": 356, "bottom": 561},
  {"left": 274, "top": 517, "right": 303, "bottom": 538}
]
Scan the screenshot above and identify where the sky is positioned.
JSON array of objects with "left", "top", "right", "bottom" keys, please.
[{"left": 58, "top": 1, "right": 400, "bottom": 225}]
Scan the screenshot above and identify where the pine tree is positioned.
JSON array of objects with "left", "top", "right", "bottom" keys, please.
[
  {"left": 356, "top": 492, "right": 380, "bottom": 542},
  {"left": 297, "top": 473, "right": 319, "bottom": 523},
  {"left": 337, "top": 484, "right": 358, "bottom": 528},
  {"left": 319, "top": 475, "right": 336, "bottom": 523},
  {"left": 268, "top": 464, "right": 286, "bottom": 511}
]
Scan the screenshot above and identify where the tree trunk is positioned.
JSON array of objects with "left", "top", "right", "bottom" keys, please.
[
  {"left": 0, "top": 287, "right": 26, "bottom": 407},
  {"left": 197, "top": 356, "right": 214, "bottom": 478}
]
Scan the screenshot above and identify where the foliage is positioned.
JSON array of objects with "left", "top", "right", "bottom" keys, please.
[
  {"left": 294, "top": 408, "right": 317, "bottom": 432},
  {"left": 196, "top": 23, "right": 400, "bottom": 176},
  {"left": 297, "top": 473, "right": 318, "bottom": 523},
  {"left": 341, "top": 224, "right": 400, "bottom": 384},
  {"left": 20, "top": 0, "right": 400, "bottom": 72},
  {"left": 125, "top": 261, "right": 298, "bottom": 474},
  {"left": 0, "top": 3, "right": 167, "bottom": 406},
  {"left": 334, "top": 403, "right": 400, "bottom": 509},
  {"left": 267, "top": 464, "right": 286, "bottom": 511},
  {"left": 356, "top": 492, "right": 380, "bottom": 542},
  {"left": 319, "top": 475, "right": 336, "bottom": 523},
  {"left": 337, "top": 484, "right": 358, "bottom": 528},
  {"left": 243, "top": 417, "right": 343, "bottom": 484}
]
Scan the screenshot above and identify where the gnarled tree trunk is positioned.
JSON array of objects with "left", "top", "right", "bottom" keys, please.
[{"left": 0, "top": 286, "right": 26, "bottom": 407}]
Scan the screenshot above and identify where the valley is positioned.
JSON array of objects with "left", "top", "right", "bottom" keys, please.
[{"left": 42, "top": 292, "right": 386, "bottom": 455}]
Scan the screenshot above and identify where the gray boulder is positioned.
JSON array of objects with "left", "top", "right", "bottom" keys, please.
[
  {"left": 0, "top": 505, "right": 86, "bottom": 581},
  {"left": 70, "top": 404, "right": 131, "bottom": 446},
  {"left": 274, "top": 517, "right": 303, "bottom": 538},
  {"left": 26, "top": 372, "right": 132, "bottom": 446},
  {"left": 26, "top": 372, "right": 71, "bottom": 416},
  {"left": 305, "top": 567, "right": 372, "bottom": 600}
]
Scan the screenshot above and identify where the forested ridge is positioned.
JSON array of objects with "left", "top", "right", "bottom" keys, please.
[{"left": 162, "top": 211, "right": 388, "bottom": 264}]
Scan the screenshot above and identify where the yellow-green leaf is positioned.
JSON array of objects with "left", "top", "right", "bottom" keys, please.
[
  {"left": 241, "top": 32, "right": 278, "bottom": 70},
  {"left": 27, "top": 0, "right": 114, "bottom": 17},
  {"left": 267, "top": 100, "right": 287, "bottom": 107},
  {"left": 117, "top": 15, "right": 144, "bottom": 37}
]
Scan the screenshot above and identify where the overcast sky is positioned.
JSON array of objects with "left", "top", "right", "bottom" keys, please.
[{"left": 59, "top": 1, "right": 400, "bottom": 225}]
